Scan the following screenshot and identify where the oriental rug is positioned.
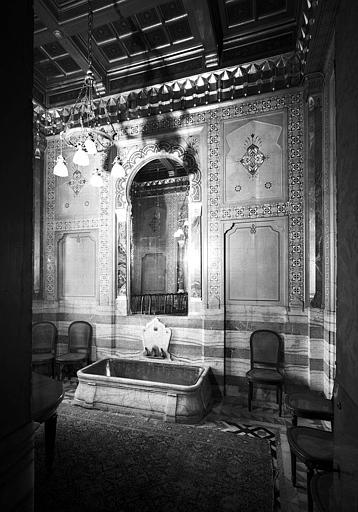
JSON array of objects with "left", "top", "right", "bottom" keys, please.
[{"left": 34, "top": 402, "right": 275, "bottom": 512}]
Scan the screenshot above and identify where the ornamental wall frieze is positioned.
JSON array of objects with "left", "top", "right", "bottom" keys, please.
[
  {"left": 220, "top": 202, "right": 289, "bottom": 220},
  {"left": 54, "top": 218, "right": 99, "bottom": 231}
]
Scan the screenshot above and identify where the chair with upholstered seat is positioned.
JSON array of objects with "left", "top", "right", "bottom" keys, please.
[
  {"left": 55, "top": 321, "right": 92, "bottom": 380},
  {"left": 287, "top": 426, "right": 334, "bottom": 512},
  {"left": 286, "top": 382, "right": 335, "bottom": 427},
  {"left": 246, "top": 329, "right": 284, "bottom": 416},
  {"left": 32, "top": 321, "right": 58, "bottom": 377}
]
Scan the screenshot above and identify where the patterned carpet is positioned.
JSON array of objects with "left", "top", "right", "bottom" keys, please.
[
  {"left": 215, "top": 421, "right": 280, "bottom": 511},
  {"left": 35, "top": 401, "right": 277, "bottom": 512}
]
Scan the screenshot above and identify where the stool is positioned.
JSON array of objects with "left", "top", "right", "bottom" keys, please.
[
  {"left": 287, "top": 426, "right": 334, "bottom": 512},
  {"left": 286, "top": 390, "right": 333, "bottom": 427}
]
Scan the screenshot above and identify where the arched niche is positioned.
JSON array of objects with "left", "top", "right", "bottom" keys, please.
[
  {"left": 129, "top": 157, "right": 190, "bottom": 315},
  {"left": 114, "top": 140, "right": 202, "bottom": 210},
  {"left": 114, "top": 141, "right": 203, "bottom": 316}
]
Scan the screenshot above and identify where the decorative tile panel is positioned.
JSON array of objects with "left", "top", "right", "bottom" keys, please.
[
  {"left": 223, "top": 111, "right": 287, "bottom": 203},
  {"left": 44, "top": 89, "right": 304, "bottom": 311},
  {"left": 68, "top": 168, "right": 87, "bottom": 196},
  {"left": 98, "top": 152, "right": 112, "bottom": 305},
  {"left": 206, "top": 91, "right": 304, "bottom": 308},
  {"left": 44, "top": 139, "right": 57, "bottom": 301},
  {"left": 207, "top": 110, "right": 222, "bottom": 308}
]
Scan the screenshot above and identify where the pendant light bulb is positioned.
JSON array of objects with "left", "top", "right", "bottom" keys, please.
[
  {"left": 53, "top": 154, "right": 69, "bottom": 177},
  {"left": 84, "top": 137, "right": 97, "bottom": 155},
  {"left": 90, "top": 170, "right": 104, "bottom": 187},
  {"left": 73, "top": 146, "right": 90, "bottom": 166},
  {"left": 111, "top": 157, "right": 125, "bottom": 178}
]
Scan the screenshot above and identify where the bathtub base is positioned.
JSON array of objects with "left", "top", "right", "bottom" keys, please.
[{"left": 74, "top": 358, "right": 213, "bottom": 424}]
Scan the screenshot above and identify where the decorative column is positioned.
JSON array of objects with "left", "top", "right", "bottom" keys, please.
[
  {"left": 322, "top": 44, "right": 337, "bottom": 395},
  {"left": 188, "top": 201, "right": 202, "bottom": 313},
  {"left": 115, "top": 206, "right": 128, "bottom": 315},
  {"left": 305, "top": 72, "right": 324, "bottom": 308},
  {"left": 175, "top": 223, "right": 188, "bottom": 293},
  {"left": 305, "top": 72, "right": 326, "bottom": 390}
]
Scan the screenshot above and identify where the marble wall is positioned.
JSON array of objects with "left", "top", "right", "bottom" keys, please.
[
  {"left": 33, "top": 85, "right": 335, "bottom": 397},
  {"left": 322, "top": 41, "right": 337, "bottom": 397}
]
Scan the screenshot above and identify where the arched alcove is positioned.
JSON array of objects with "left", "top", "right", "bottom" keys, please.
[{"left": 129, "top": 157, "right": 190, "bottom": 315}]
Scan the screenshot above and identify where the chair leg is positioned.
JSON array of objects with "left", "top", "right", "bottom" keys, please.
[
  {"left": 57, "top": 363, "right": 63, "bottom": 381},
  {"left": 306, "top": 468, "right": 314, "bottom": 512},
  {"left": 248, "top": 382, "right": 253, "bottom": 411},
  {"left": 292, "top": 414, "right": 298, "bottom": 427},
  {"left": 290, "top": 450, "right": 297, "bottom": 486}
]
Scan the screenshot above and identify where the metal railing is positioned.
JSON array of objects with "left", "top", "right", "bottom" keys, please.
[{"left": 130, "top": 293, "right": 188, "bottom": 315}]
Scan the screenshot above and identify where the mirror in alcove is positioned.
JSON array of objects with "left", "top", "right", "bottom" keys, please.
[{"left": 129, "top": 158, "right": 189, "bottom": 316}]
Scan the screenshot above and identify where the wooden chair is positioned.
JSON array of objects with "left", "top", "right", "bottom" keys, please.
[
  {"left": 246, "top": 329, "right": 284, "bottom": 415},
  {"left": 287, "top": 426, "right": 334, "bottom": 512},
  {"left": 286, "top": 382, "right": 335, "bottom": 427},
  {"left": 32, "top": 321, "right": 57, "bottom": 378},
  {"left": 55, "top": 321, "right": 92, "bottom": 380}
]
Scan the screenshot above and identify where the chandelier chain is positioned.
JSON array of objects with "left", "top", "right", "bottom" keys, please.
[
  {"left": 87, "top": 1, "right": 93, "bottom": 69},
  {"left": 59, "top": 0, "right": 115, "bottom": 163}
]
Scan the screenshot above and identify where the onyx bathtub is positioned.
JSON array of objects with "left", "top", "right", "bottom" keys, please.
[{"left": 74, "top": 358, "right": 213, "bottom": 424}]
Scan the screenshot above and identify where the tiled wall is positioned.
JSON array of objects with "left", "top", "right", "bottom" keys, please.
[{"left": 33, "top": 85, "right": 336, "bottom": 397}]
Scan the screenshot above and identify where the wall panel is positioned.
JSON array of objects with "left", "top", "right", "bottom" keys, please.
[
  {"left": 58, "top": 232, "right": 97, "bottom": 301},
  {"left": 224, "top": 111, "right": 287, "bottom": 204},
  {"left": 225, "top": 218, "right": 287, "bottom": 305}
]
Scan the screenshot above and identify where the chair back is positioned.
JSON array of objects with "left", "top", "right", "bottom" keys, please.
[
  {"left": 32, "top": 321, "right": 57, "bottom": 354},
  {"left": 68, "top": 321, "right": 92, "bottom": 354},
  {"left": 250, "top": 329, "right": 282, "bottom": 369}
]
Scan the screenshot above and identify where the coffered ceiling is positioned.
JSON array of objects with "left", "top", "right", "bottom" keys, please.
[{"left": 34, "top": 0, "right": 303, "bottom": 108}]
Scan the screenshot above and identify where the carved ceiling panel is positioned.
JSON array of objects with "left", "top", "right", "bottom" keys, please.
[{"left": 33, "top": 0, "right": 309, "bottom": 109}]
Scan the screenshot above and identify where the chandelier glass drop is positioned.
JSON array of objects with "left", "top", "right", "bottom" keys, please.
[{"left": 53, "top": 131, "right": 69, "bottom": 177}]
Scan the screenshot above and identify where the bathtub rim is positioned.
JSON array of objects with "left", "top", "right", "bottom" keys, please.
[{"left": 76, "top": 357, "right": 209, "bottom": 394}]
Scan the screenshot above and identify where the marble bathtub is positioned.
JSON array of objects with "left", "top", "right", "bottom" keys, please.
[{"left": 74, "top": 358, "right": 213, "bottom": 423}]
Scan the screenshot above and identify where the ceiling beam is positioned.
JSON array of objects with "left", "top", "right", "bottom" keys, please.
[
  {"left": 34, "top": 0, "right": 108, "bottom": 92},
  {"left": 181, "top": 0, "right": 219, "bottom": 69}
]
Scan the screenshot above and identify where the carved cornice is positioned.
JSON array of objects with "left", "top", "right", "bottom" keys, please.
[
  {"left": 131, "top": 176, "right": 189, "bottom": 197},
  {"left": 295, "top": 0, "right": 320, "bottom": 71},
  {"left": 33, "top": 52, "right": 303, "bottom": 136}
]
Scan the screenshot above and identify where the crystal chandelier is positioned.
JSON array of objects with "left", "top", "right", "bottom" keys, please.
[{"left": 53, "top": 0, "right": 121, "bottom": 183}]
